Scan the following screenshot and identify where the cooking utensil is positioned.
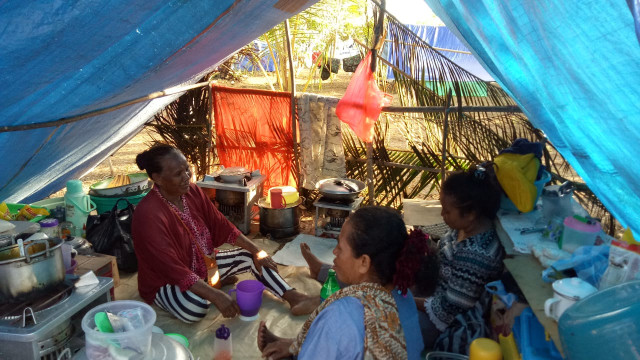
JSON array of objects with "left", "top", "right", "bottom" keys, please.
[
  {"left": 316, "top": 178, "right": 365, "bottom": 201},
  {"left": 258, "top": 197, "right": 301, "bottom": 239},
  {"left": 89, "top": 173, "right": 150, "bottom": 198},
  {"left": 0, "top": 238, "right": 65, "bottom": 303},
  {"left": 218, "top": 166, "right": 251, "bottom": 183}
]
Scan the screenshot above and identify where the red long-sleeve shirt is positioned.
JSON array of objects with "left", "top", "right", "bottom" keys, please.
[{"left": 132, "top": 183, "right": 240, "bottom": 303}]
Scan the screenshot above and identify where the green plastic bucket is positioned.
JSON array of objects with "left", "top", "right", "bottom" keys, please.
[{"left": 90, "top": 190, "right": 150, "bottom": 214}]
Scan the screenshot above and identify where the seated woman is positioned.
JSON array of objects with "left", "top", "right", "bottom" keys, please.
[
  {"left": 131, "top": 145, "right": 317, "bottom": 323},
  {"left": 414, "top": 163, "right": 505, "bottom": 350},
  {"left": 258, "top": 206, "right": 437, "bottom": 360}
]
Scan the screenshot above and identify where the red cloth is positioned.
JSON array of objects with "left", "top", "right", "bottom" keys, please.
[
  {"left": 212, "top": 85, "right": 296, "bottom": 191},
  {"left": 132, "top": 183, "right": 240, "bottom": 304}
]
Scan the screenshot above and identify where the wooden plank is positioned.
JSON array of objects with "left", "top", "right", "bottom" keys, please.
[{"left": 503, "top": 256, "right": 562, "bottom": 354}]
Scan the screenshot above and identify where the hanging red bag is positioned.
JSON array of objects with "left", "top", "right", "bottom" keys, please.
[{"left": 335, "top": 52, "right": 392, "bottom": 143}]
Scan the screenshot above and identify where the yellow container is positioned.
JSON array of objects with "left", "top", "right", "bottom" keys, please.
[
  {"left": 267, "top": 186, "right": 299, "bottom": 206},
  {"left": 469, "top": 338, "right": 502, "bottom": 360}
]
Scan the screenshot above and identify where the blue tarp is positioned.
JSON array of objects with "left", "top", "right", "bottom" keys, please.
[
  {"left": 424, "top": 0, "right": 640, "bottom": 233},
  {"left": 0, "top": 0, "right": 317, "bottom": 203},
  {"left": 385, "top": 24, "right": 493, "bottom": 81},
  {"left": 234, "top": 40, "right": 277, "bottom": 72}
]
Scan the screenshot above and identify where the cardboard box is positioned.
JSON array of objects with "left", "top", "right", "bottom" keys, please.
[{"left": 75, "top": 253, "right": 120, "bottom": 293}]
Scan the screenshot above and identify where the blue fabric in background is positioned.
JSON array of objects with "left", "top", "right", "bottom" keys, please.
[
  {"left": 0, "top": 0, "right": 317, "bottom": 203},
  {"left": 385, "top": 24, "right": 493, "bottom": 81},
  {"left": 423, "top": 0, "right": 640, "bottom": 234}
]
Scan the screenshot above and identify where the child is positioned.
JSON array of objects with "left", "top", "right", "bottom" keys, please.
[{"left": 414, "top": 162, "right": 505, "bottom": 350}]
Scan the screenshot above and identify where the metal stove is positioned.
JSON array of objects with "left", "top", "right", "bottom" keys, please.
[
  {"left": 197, "top": 175, "right": 265, "bottom": 234},
  {"left": 314, "top": 196, "right": 364, "bottom": 237},
  {"left": 0, "top": 276, "right": 113, "bottom": 360}
]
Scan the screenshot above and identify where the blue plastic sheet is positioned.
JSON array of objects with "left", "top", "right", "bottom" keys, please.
[
  {"left": 385, "top": 24, "right": 493, "bottom": 81},
  {"left": 424, "top": 0, "right": 640, "bottom": 234},
  {"left": 0, "top": 0, "right": 317, "bottom": 203}
]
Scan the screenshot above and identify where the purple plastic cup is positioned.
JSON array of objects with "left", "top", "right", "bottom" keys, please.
[{"left": 229, "top": 280, "right": 265, "bottom": 321}]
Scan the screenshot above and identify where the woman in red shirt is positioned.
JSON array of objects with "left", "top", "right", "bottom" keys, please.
[{"left": 132, "top": 145, "right": 318, "bottom": 322}]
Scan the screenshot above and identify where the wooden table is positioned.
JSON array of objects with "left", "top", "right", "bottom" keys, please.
[{"left": 495, "top": 217, "right": 563, "bottom": 354}]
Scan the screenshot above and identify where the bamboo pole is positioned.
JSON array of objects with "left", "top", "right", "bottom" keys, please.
[
  {"left": 284, "top": 19, "right": 300, "bottom": 189},
  {"left": 441, "top": 89, "right": 453, "bottom": 182}
]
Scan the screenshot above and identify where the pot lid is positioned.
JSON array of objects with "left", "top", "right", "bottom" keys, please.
[
  {"left": 220, "top": 166, "right": 248, "bottom": 175},
  {"left": 317, "top": 179, "right": 361, "bottom": 194},
  {"left": 552, "top": 277, "right": 598, "bottom": 299}
]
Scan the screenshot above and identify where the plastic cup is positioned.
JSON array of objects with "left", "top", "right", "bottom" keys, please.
[
  {"left": 61, "top": 243, "right": 73, "bottom": 269},
  {"left": 229, "top": 280, "right": 265, "bottom": 321},
  {"left": 82, "top": 300, "right": 156, "bottom": 359}
]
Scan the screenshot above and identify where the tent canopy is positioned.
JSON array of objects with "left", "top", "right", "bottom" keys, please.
[
  {"left": 0, "top": 0, "right": 317, "bottom": 203},
  {"left": 423, "top": 0, "right": 640, "bottom": 233}
]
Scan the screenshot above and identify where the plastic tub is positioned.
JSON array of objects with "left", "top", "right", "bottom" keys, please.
[
  {"left": 90, "top": 190, "right": 150, "bottom": 214},
  {"left": 560, "top": 216, "right": 602, "bottom": 252},
  {"left": 513, "top": 307, "right": 562, "bottom": 360},
  {"left": 559, "top": 280, "right": 640, "bottom": 360},
  {"left": 81, "top": 300, "right": 156, "bottom": 360},
  {"left": 500, "top": 170, "right": 551, "bottom": 213}
]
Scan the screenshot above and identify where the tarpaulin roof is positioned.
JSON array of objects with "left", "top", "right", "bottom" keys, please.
[
  {"left": 424, "top": 0, "right": 640, "bottom": 233},
  {"left": 385, "top": 24, "right": 493, "bottom": 81},
  {"left": 0, "top": 0, "right": 317, "bottom": 203}
]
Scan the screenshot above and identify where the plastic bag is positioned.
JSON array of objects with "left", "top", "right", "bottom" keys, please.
[
  {"left": 335, "top": 51, "right": 392, "bottom": 143},
  {"left": 599, "top": 238, "right": 640, "bottom": 289},
  {"left": 86, "top": 199, "right": 138, "bottom": 272}
]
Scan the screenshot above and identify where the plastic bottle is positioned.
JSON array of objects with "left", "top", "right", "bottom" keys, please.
[
  {"left": 39, "top": 218, "right": 60, "bottom": 238},
  {"left": 213, "top": 324, "right": 232, "bottom": 360},
  {"left": 320, "top": 269, "right": 340, "bottom": 301},
  {"left": 64, "top": 180, "right": 96, "bottom": 237},
  {"left": 60, "top": 221, "right": 76, "bottom": 240}
]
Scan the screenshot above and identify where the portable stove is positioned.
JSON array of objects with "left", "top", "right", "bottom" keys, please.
[
  {"left": 314, "top": 196, "right": 364, "bottom": 237},
  {"left": 0, "top": 276, "right": 113, "bottom": 360}
]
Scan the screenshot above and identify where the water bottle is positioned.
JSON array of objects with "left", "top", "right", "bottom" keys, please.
[
  {"left": 320, "top": 269, "right": 340, "bottom": 301},
  {"left": 213, "top": 324, "right": 232, "bottom": 360}
]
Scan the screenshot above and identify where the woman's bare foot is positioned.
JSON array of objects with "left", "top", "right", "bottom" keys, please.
[
  {"left": 283, "top": 290, "right": 321, "bottom": 316},
  {"left": 257, "top": 321, "right": 282, "bottom": 351},
  {"left": 300, "top": 242, "right": 323, "bottom": 280}
]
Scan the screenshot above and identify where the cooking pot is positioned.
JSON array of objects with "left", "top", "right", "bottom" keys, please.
[
  {"left": 258, "top": 197, "right": 301, "bottom": 239},
  {"left": 216, "top": 189, "right": 245, "bottom": 207},
  {"left": 219, "top": 166, "right": 251, "bottom": 183},
  {"left": 0, "top": 238, "right": 66, "bottom": 302},
  {"left": 544, "top": 277, "right": 597, "bottom": 321},
  {"left": 316, "top": 178, "right": 365, "bottom": 201}
]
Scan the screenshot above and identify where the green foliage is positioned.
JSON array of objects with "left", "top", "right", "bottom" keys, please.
[{"left": 146, "top": 76, "right": 213, "bottom": 179}]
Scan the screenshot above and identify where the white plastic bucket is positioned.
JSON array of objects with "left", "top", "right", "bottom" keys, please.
[{"left": 64, "top": 180, "right": 96, "bottom": 237}]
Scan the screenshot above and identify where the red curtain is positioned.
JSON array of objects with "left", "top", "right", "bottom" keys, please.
[{"left": 212, "top": 85, "right": 296, "bottom": 193}]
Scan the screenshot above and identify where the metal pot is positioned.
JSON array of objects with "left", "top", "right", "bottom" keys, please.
[
  {"left": 258, "top": 197, "right": 301, "bottom": 239},
  {"left": 216, "top": 189, "right": 245, "bottom": 206},
  {"left": 219, "top": 167, "right": 251, "bottom": 183},
  {"left": 0, "top": 238, "right": 66, "bottom": 302},
  {"left": 316, "top": 178, "right": 366, "bottom": 201}
]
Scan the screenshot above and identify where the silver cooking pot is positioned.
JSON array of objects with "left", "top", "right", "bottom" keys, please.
[
  {"left": 218, "top": 166, "right": 251, "bottom": 183},
  {"left": 0, "top": 238, "right": 66, "bottom": 302},
  {"left": 258, "top": 197, "right": 301, "bottom": 239},
  {"left": 316, "top": 178, "right": 366, "bottom": 201}
]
